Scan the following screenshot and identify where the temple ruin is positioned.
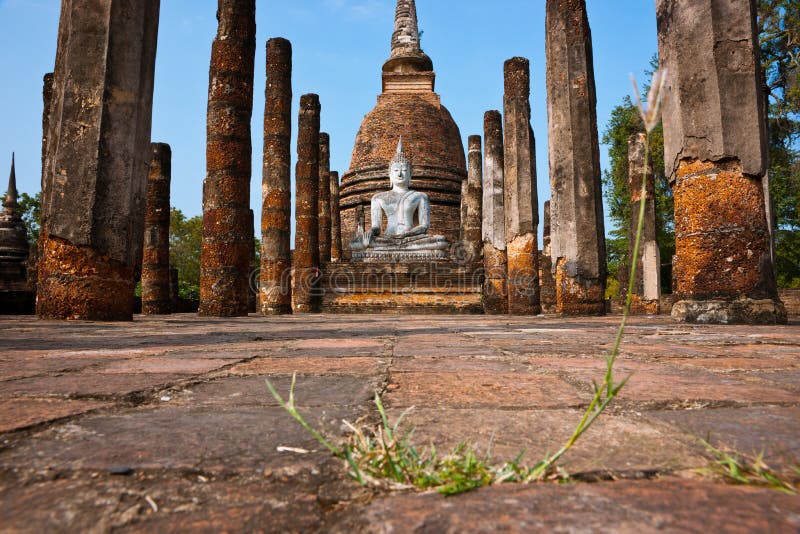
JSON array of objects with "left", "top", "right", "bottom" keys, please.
[{"left": 9, "top": 0, "right": 786, "bottom": 324}]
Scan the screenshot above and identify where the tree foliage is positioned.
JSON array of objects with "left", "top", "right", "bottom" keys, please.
[
  {"left": 169, "top": 208, "right": 202, "bottom": 300},
  {"left": 17, "top": 192, "right": 41, "bottom": 246},
  {"left": 760, "top": 0, "right": 800, "bottom": 287}
]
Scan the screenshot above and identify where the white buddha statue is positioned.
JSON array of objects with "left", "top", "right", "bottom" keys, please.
[{"left": 350, "top": 138, "right": 449, "bottom": 260}]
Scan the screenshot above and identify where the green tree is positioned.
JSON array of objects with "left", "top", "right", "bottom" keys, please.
[
  {"left": 601, "top": 58, "right": 674, "bottom": 297},
  {"left": 760, "top": 0, "right": 800, "bottom": 287},
  {"left": 169, "top": 208, "right": 202, "bottom": 300},
  {"left": 17, "top": 192, "right": 41, "bottom": 246}
]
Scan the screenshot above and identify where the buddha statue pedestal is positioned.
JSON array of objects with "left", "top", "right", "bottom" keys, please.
[
  {"left": 319, "top": 138, "right": 482, "bottom": 313},
  {"left": 349, "top": 138, "right": 451, "bottom": 263}
]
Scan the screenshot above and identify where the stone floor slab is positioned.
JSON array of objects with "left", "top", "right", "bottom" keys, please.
[
  {"left": 334, "top": 478, "right": 800, "bottom": 533},
  {"left": 385, "top": 371, "right": 583, "bottom": 409},
  {"left": 0, "top": 398, "right": 113, "bottom": 433}
]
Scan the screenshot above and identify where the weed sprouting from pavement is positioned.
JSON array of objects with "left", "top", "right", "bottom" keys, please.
[
  {"left": 697, "top": 439, "right": 798, "bottom": 495},
  {"left": 265, "top": 70, "right": 667, "bottom": 496}
]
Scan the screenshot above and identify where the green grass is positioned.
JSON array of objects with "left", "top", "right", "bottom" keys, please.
[{"left": 697, "top": 439, "right": 799, "bottom": 495}]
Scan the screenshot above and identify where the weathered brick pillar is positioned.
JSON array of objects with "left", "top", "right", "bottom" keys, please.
[
  {"left": 169, "top": 268, "right": 179, "bottom": 312},
  {"left": 34, "top": 73, "right": 54, "bottom": 292},
  {"left": 622, "top": 133, "right": 660, "bottom": 315},
  {"left": 247, "top": 208, "right": 256, "bottom": 313},
  {"left": 40, "top": 73, "right": 53, "bottom": 202},
  {"left": 503, "top": 58, "right": 541, "bottom": 315},
  {"left": 546, "top": 0, "right": 607, "bottom": 316},
  {"left": 199, "top": 0, "right": 256, "bottom": 318},
  {"left": 318, "top": 132, "right": 332, "bottom": 263},
  {"left": 460, "top": 179, "right": 469, "bottom": 242},
  {"left": 657, "top": 0, "right": 786, "bottom": 324},
  {"left": 482, "top": 110, "right": 508, "bottom": 314},
  {"left": 539, "top": 200, "right": 557, "bottom": 313},
  {"left": 37, "top": 0, "right": 160, "bottom": 321},
  {"left": 292, "top": 94, "right": 321, "bottom": 313},
  {"left": 463, "top": 135, "right": 483, "bottom": 264},
  {"left": 260, "top": 37, "right": 292, "bottom": 315},
  {"left": 141, "top": 143, "right": 172, "bottom": 315},
  {"left": 330, "top": 171, "right": 342, "bottom": 262}
]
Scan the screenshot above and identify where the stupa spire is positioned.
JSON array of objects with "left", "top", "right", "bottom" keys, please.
[
  {"left": 391, "top": 0, "right": 421, "bottom": 58},
  {"left": 3, "top": 153, "right": 18, "bottom": 213}
]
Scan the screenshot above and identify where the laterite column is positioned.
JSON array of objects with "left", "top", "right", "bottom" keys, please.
[
  {"left": 292, "top": 94, "right": 321, "bottom": 313},
  {"left": 657, "top": 0, "right": 785, "bottom": 323},
  {"left": 330, "top": 171, "right": 342, "bottom": 262},
  {"left": 546, "top": 0, "right": 607, "bottom": 316},
  {"left": 624, "top": 133, "right": 660, "bottom": 315},
  {"left": 200, "top": 0, "right": 256, "bottom": 317},
  {"left": 503, "top": 58, "right": 541, "bottom": 315},
  {"left": 482, "top": 110, "right": 508, "bottom": 314},
  {"left": 141, "top": 143, "right": 172, "bottom": 315},
  {"left": 318, "top": 133, "right": 332, "bottom": 263},
  {"left": 260, "top": 37, "right": 293, "bottom": 315},
  {"left": 37, "top": 0, "right": 160, "bottom": 321},
  {"left": 464, "top": 135, "right": 483, "bottom": 263},
  {"left": 539, "top": 201, "right": 557, "bottom": 313}
]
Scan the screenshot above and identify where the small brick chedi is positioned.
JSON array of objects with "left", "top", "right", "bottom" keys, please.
[
  {"left": 0, "top": 155, "right": 34, "bottom": 314},
  {"left": 657, "top": 0, "right": 786, "bottom": 324}
]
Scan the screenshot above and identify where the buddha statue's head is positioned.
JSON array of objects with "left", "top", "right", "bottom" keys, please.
[{"left": 389, "top": 137, "right": 412, "bottom": 189}]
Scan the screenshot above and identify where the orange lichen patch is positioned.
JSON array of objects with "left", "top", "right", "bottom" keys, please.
[
  {"left": 206, "top": 138, "right": 251, "bottom": 174},
  {"left": 507, "top": 234, "right": 541, "bottom": 315},
  {"left": 555, "top": 257, "right": 605, "bottom": 316},
  {"left": 37, "top": 233, "right": 135, "bottom": 321},
  {"left": 628, "top": 295, "right": 660, "bottom": 316},
  {"left": 207, "top": 107, "right": 251, "bottom": 138},
  {"left": 673, "top": 159, "right": 771, "bottom": 299}
]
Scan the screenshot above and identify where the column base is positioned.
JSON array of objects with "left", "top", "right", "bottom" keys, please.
[
  {"left": 555, "top": 258, "right": 606, "bottom": 316},
  {"left": 36, "top": 235, "right": 135, "bottom": 321},
  {"left": 671, "top": 297, "right": 787, "bottom": 325}
]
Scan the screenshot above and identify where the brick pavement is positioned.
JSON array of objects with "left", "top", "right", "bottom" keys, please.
[{"left": 0, "top": 314, "right": 798, "bottom": 532}]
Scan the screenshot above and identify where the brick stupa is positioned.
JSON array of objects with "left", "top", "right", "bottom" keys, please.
[{"left": 339, "top": 0, "right": 466, "bottom": 254}]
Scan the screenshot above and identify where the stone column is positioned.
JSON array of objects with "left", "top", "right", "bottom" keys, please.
[
  {"left": 260, "top": 37, "right": 293, "bottom": 315},
  {"left": 141, "top": 143, "right": 172, "bottom": 315},
  {"left": 199, "top": 0, "right": 256, "bottom": 318},
  {"left": 169, "top": 267, "right": 179, "bottom": 311},
  {"left": 248, "top": 208, "right": 256, "bottom": 313},
  {"left": 464, "top": 135, "right": 483, "bottom": 263},
  {"left": 33, "top": 73, "right": 54, "bottom": 293},
  {"left": 503, "top": 58, "right": 541, "bottom": 315},
  {"left": 657, "top": 0, "right": 785, "bottom": 324},
  {"left": 292, "top": 94, "right": 321, "bottom": 313},
  {"left": 40, "top": 73, "right": 53, "bottom": 204},
  {"left": 622, "top": 133, "right": 661, "bottom": 315},
  {"left": 539, "top": 200, "right": 557, "bottom": 313},
  {"left": 37, "top": 0, "right": 160, "bottom": 321},
  {"left": 318, "top": 133, "right": 332, "bottom": 263},
  {"left": 546, "top": 0, "right": 607, "bottom": 316},
  {"left": 330, "top": 171, "right": 342, "bottom": 262},
  {"left": 460, "top": 179, "right": 468, "bottom": 242},
  {"left": 482, "top": 110, "right": 508, "bottom": 314}
]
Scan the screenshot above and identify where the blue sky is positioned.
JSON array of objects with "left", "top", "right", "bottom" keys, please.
[{"left": 0, "top": 0, "right": 657, "bottom": 240}]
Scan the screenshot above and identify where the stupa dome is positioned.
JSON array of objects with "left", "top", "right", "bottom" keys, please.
[{"left": 339, "top": 0, "right": 466, "bottom": 252}]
